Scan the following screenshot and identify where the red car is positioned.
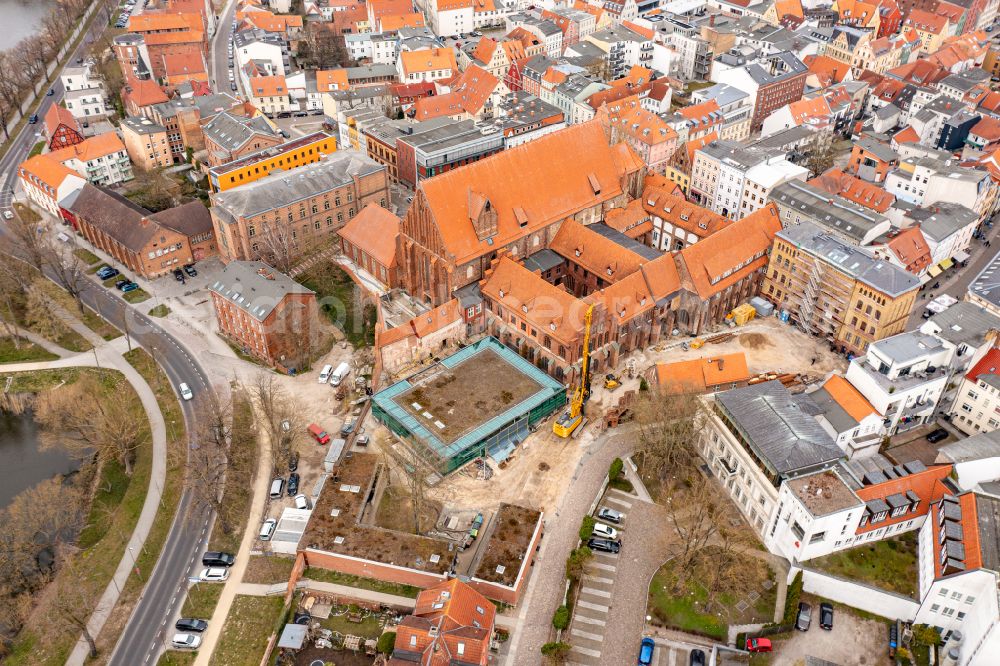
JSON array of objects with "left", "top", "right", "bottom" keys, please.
[
  {"left": 745, "top": 637, "right": 772, "bottom": 653},
  {"left": 307, "top": 423, "right": 330, "bottom": 445}
]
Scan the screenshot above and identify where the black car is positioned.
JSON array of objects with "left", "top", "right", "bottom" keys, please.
[
  {"left": 288, "top": 451, "right": 299, "bottom": 472},
  {"left": 689, "top": 649, "right": 706, "bottom": 666},
  {"left": 115, "top": 278, "right": 131, "bottom": 290},
  {"left": 46, "top": 88, "right": 54, "bottom": 96},
  {"left": 587, "top": 537, "right": 621, "bottom": 554},
  {"left": 795, "top": 602, "right": 812, "bottom": 631},
  {"left": 173, "top": 268, "right": 185, "bottom": 282},
  {"left": 175, "top": 618, "right": 208, "bottom": 633},
  {"left": 201, "top": 551, "right": 235, "bottom": 567},
  {"left": 183, "top": 264, "right": 197, "bottom": 276},
  {"left": 287, "top": 472, "right": 300, "bottom": 496},
  {"left": 820, "top": 602, "right": 834, "bottom": 630},
  {"left": 927, "top": 428, "right": 949, "bottom": 444},
  {"left": 28, "top": 114, "right": 38, "bottom": 124}
]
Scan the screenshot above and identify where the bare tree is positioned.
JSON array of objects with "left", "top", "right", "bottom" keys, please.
[
  {"left": 48, "top": 560, "right": 103, "bottom": 659},
  {"left": 5, "top": 207, "right": 48, "bottom": 273},
  {"left": 250, "top": 373, "right": 299, "bottom": 471},
  {"left": 253, "top": 220, "right": 299, "bottom": 275},
  {"left": 41, "top": 243, "right": 91, "bottom": 315},
  {"left": 633, "top": 391, "right": 706, "bottom": 487},
  {"left": 383, "top": 443, "right": 435, "bottom": 535},
  {"left": 35, "top": 375, "right": 149, "bottom": 477},
  {"left": 23, "top": 282, "right": 71, "bottom": 343}
]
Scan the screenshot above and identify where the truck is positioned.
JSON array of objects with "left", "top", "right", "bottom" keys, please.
[{"left": 329, "top": 362, "right": 351, "bottom": 386}]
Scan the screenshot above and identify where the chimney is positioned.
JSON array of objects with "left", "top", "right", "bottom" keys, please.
[{"left": 710, "top": 15, "right": 715, "bottom": 26}]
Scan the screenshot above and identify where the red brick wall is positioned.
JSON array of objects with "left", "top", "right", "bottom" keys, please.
[{"left": 302, "top": 548, "right": 448, "bottom": 589}]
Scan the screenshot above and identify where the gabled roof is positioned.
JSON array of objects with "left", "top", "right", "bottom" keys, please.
[
  {"left": 316, "top": 69, "right": 350, "bottom": 92},
  {"left": 599, "top": 95, "right": 677, "bottom": 147},
  {"left": 677, "top": 204, "right": 782, "bottom": 299},
  {"left": 808, "top": 168, "right": 895, "bottom": 213},
  {"left": 820, "top": 375, "right": 877, "bottom": 423},
  {"left": 379, "top": 12, "right": 425, "bottom": 31},
  {"left": 903, "top": 8, "right": 948, "bottom": 34},
  {"left": 49, "top": 132, "right": 126, "bottom": 163},
  {"left": 549, "top": 218, "right": 647, "bottom": 281},
  {"left": 249, "top": 74, "right": 288, "bottom": 98},
  {"left": 804, "top": 54, "right": 850, "bottom": 87},
  {"left": 19, "top": 154, "right": 79, "bottom": 193},
  {"left": 162, "top": 51, "right": 207, "bottom": 78},
  {"left": 654, "top": 353, "right": 751, "bottom": 393},
  {"left": 413, "top": 121, "right": 643, "bottom": 265},
  {"left": 62, "top": 184, "right": 157, "bottom": 252},
  {"left": 967, "top": 348, "right": 1000, "bottom": 386},
  {"left": 641, "top": 178, "right": 730, "bottom": 239},
  {"left": 412, "top": 65, "right": 499, "bottom": 121},
  {"left": 338, "top": 203, "right": 400, "bottom": 269},
  {"left": 209, "top": 260, "right": 315, "bottom": 322},
  {"left": 124, "top": 78, "right": 169, "bottom": 108},
  {"left": 399, "top": 48, "right": 457, "bottom": 75},
  {"left": 44, "top": 104, "right": 81, "bottom": 136},
  {"left": 884, "top": 226, "right": 931, "bottom": 273}
]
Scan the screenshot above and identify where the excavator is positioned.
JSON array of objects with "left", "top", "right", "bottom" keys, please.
[{"left": 553, "top": 305, "right": 594, "bottom": 438}]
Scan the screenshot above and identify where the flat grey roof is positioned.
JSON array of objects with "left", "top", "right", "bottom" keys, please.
[
  {"left": 212, "top": 151, "right": 383, "bottom": 219},
  {"left": 588, "top": 223, "right": 661, "bottom": 260},
  {"left": 522, "top": 249, "right": 564, "bottom": 274},
  {"left": 975, "top": 493, "right": 1000, "bottom": 573},
  {"left": 808, "top": 386, "right": 860, "bottom": 432},
  {"left": 969, "top": 248, "right": 1000, "bottom": 308},
  {"left": 715, "top": 380, "right": 843, "bottom": 477},
  {"left": 871, "top": 330, "right": 946, "bottom": 365},
  {"left": 937, "top": 430, "right": 1000, "bottom": 463},
  {"left": 771, "top": 180, "right": 887, "bottom": 243},
  {"left": 908, "top": 203, "right": 978, "bottom": 243},
  {"left": 778, "top": 221, "right": 920, "bottom": 297},
  {"left": 924, "top": 301, "right": 1000, "bottom": 348}
]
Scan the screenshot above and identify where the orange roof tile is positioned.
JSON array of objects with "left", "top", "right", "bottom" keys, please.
[
  {"left": 472, "top": 37, "right": 499, "bottom": 65},
  {"left": 392, "top": 578, "right": 494, "bottom": 666},
  {"left": 316, "top": 69, "right": 350, "bottom": 92},
  {"left": 379, "top": 298, "right": 461, "bottom": 346},
  {"left": 639, "top": 252, "right": 681, "bottom": 301},
  {"left": 142, "top": 30, "right": 205, "bottom": 46},
  {"left": 379, "top": 12, "right": 425, "bottom": 31},
  {"left": 804, "top": 54, "right": 850, "bottom": 86},
  {"left": 586, "top": 268, "right": 656, "bottom": 322},
  {"left": 622, "top": 21, "right": 654, "bottom": 39},
  {"left": 599, "top": 95, "right": 677, "bottom": 147},
  {"left": 339, "top": 204, "right": 399, "bottom": 268},
  {"left": 604, "top": 199, "right": 652, "bottom": 239},
  {"left": 124, "top": 78, "right": 169, "bottom": 108},
  {"left": 677, "top": 204, "right": 782, "bottom": 299},
  {"left": 677, "top": 100, "right": 722, "bottom": 131},
  {"left": 972, "top": 115, "right": 1000, "bottom": 143},
  {"left": 966, "top": 348, "right": 1000, "bottom": 385},
  {"left": 413, "top": 65, "right": 499, "bottom": 120},
  {"left": 128, "top": 12, "right": 202, "bottom": 32},
  {"left": 249, "top": 75, "right": 287, "bottom": 98},
  {"left": 44, "top": 104, "right": 80, "bottom": 136},
  {"left": 893, "top": 125, "right": 920, "bottom": 145},
  {"left": 685, "top": 131, "right": 718, "bottom": 168},
  {"left": 903, "top": 9, "right": 949, "bottom": 34},
  {"left": 19, "top": 154, "right": 78, "bottom": 193},
  {"left": 885, "top": 226, "right": 931, "bottom": 273},
  {"left": 368, "top": 0, "right": 413, "bottom": 18},
  {"left": 415, "top": 121, "right": 643, "bottom": 265},
  {"left": 162, "top": 51, "right": 206, "bottom": 77},
  {"left": 641, "top": 179, "right": 729, "bottom": 238},
  {"left": 480, "top": 256, "right": 587, "bottom": 343},
  {"left": 399, "top": 48, "right": 457, "bottom": 75},
  {"left": 856, "top": 464, "right": 954, "bottom": 535},
  {"left": 550, "top": 218, "right": 647, "bottom": 280},
  {"left": 49, "top": 132, "right": 126, "bottom": 163},
  {"left": 654, "top": 352, "right": 751, "bottom": 393},
  {"left": 821, "top": 375, "right": 877, "bottom": 422},
  {"left": 808, "top": 168, "right": 895, "bottom": 213},
  {"left": 774, "top": 0, "right": 805, "bottom": 19}
]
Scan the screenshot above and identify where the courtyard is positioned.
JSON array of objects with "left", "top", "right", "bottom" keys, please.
[{"left": 808, "top": 531, "right": 919, "bottom": 598}]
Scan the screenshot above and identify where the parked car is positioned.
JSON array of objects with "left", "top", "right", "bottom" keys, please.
[
  {"left": 340, "top": 420, "right": 355, "bottom": 437},
  {"left": 745, "top": 637, "right": 772, "bottom": 653},
  {"left": 587, "top": 537, "right": 621, "bottom": 554},
  {"left": 28, "top": 114, "right": 38, "bottom": 124},
  {"left": 638, "top": 637, "right": 655, "bottom": 665},
  {"left": 592, "top": 522, "right": 618, "bottom": 539},
  {"left": 97, "top": 266, "right": 119, "bottom": 280},
  {"left": 171, "top": 633, "right": 202, "bottom": 649},
  {"left": 287, "top": 472, "right": 300, "bottom": 496},
  {"left": 121, "top": 282, "right": 139, "bottom": 293},
  {"left": 318, "top": 364, "right": 333, "bottom": 383},
  {"left": 173, "top": 268, "right": 185, "bottom": 282},
  {"left": 288, "top": 451, "right": 299, "bottom": 472},
  {"left": 198, "top": 567, "right": 229, "bottom": 582},
  {"left": 355, "top": 433, "right": 370, "bottom": 447},
  {"left": 259, "top": 518, "right": 277, "bottom": 540},
  {"left": 46, "top": 88, "right": 54, "bottom": 96},
  {"left": 689, "top": 649, "right": 705, "bottom": 666},
  {"left": 183, "top": 264, "right": 197, "bottom": 276},
  {"left": 795, "top": 602, "right": 812, "bottom": 631},
  {"left": 114, "top": 278, "right": 130, "bottom": 290},
  {"left": 178, "top": 383, "right": 193, "bottom": 401},
  {"left": 294, "top": 493, "right": 311, "bottom": 510},
  {"left": 201, "top": 551, "right": 235, "bottom": 567},
  {"left": 175, "top": 618, "right": 208, "bottom": 633},
  {"left": 307, "top": 423, "right": 330, "bottom": 445},
  {"left": 927, "top": 428, "right": 949, "bottom": 443},
  {"left": 820, "top": 602, "right": 834, "bottom": 630},
  {"left": 597, "top": 507, "right": 622, "bottom": 524}
]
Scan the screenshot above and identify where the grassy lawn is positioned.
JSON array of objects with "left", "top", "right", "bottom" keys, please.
[
  {"left": 243, "top": 556, "right": 296, "bottom": 585},
  {"left": 103, "top": 275, "right": 120, "bottom": 288},
  {"left": 123, "top": 288, "right": 152, "bottom": 304},
  {"left": 648, "top": 549, "right": 776, "bottom": 642},
  {"left": 28, "top": 141, "right": 45, "bottom": 157},
  {"left": 86, "top": 349, "right": 188, "bottom": 656},
  {"left": 0, "top": 337, "right": 58, "bottom": 363},
  {"left": 157, "top": 652, "right": 198, "bottom": 666},
  {"left": 209, "top": 596, "right": 286, "bottom": 666},
  {"left": 320, "top": 605, "right": 385, "bottom": 639},
  {"left": 808, "top": 531, "right": 919, "bottom": 598},
  {"left": 304, "top": 568, "right": 421, "bottom": 599},
  {"left": 183, "top": 583, "right": 224, "bottom": 619},
  {"left": 149, "top": 304, "right": 171, "bottom": 317},
  {"left": 5, "top": 367, "right": 152, "bottom": 666},
  {"left": 73, "top": 248, "right": 101, "bottom": 266},
  {"left": 297, "top": 262, "right": 375, "bottom": 347},
  {"left": 33, "top": 279, "right": 114, "bottom": 348}
]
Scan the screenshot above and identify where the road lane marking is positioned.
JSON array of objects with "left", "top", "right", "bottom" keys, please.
[
  {"left": 570, "top": 645, "right": 602, "bottom": 658},
  {"left": 581, "top": 586, "right": 612, "bottom": 599},
  {"left": 576, "top": 600, "right": 609, "bottom": 613},
  {"left": 590, "top": 562, "right": 616, "bottom": 572},
  {"left": 605, "top": 495, "right": 632, "bottom": 508},
  {"left": 574, "top": 615, "right": 607, "bottom": 626},
  {"left": 585, "top": 574, "right": 614, "bottom": 585}
]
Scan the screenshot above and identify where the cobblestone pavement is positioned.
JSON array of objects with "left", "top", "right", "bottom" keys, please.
[
  {"left": 648, "top": 635, "right": 713, "bottom": 666},
  {"left": 504, "top": 428, "right": 637, "bottom": 664}
]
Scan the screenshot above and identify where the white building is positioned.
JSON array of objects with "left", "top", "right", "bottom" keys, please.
[
  {"left": 738, "top": 155, "right": 808, "bottom": 218},
  {"left": 845, "top": 331, "right": 953, "bottom": 435},
  {"left": 430, "top": 0, "right": 473, "bottom": 37},
  {"left": 235, "top": 29, "right": 287, "bottom": 77},
  {"left": 906, "top": 203, "right": 979, "bottom": 270},
  {"left": 64, "top": 87, "right": 108, "bottom": 121},
  {"left": 60, "top": 65, "right": 100, "bottom": 93},
  {"left": 806, "top": 376, "right": 886, "bottom": 459}
]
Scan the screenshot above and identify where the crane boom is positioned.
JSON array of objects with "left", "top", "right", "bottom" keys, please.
[{"left": 554, "top": 304, "right": 594, "bottom": 437}]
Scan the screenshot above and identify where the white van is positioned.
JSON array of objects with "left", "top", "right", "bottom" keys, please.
[
  {"left": 259, "top": 518, "right": 277, "bottom": 541},
  {"left": 329, "top": 362, "right": 351, "bottom": 386},
  {"left": 318, "top": 364, "right": 333, "bottom": 384},
  {"left": 269, "top": 477, "right": 284, "bottom": 499}
]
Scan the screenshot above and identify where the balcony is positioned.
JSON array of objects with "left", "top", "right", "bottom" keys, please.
[{"left": 718, "top": 455, "right": 738, "bottom": 477}]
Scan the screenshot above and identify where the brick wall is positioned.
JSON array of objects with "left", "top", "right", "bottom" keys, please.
[{"left": 302, "top": 548, "right": 449, "bottom": 589}]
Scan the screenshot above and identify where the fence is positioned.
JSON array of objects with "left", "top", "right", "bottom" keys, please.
[{"left": 795, "top": 565, "right": 920, "bottom": 620}]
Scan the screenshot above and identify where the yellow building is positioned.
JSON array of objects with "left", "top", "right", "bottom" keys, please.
[
  {"left": 763, "top": 223, "right": 919, "bottom": 356},
  {"left": 208, "top": 132, "right": 337, "bottom": 192},
  {"left": 663, "top": 164, "right": 690, "bottom": 194}
]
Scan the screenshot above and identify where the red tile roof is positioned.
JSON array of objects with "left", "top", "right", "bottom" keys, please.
[
  {"left": 885, "top": 226, "right": 932, "bottom": 274},
  {"left": 391, "top": 579, "right": 494, "bottom": 666},
  {"left": 339, "top": 203, "right": 400, "bottom": 269},
  {"left": 413, "top": 65, "right": 499, "bottom": 121},
  {"left": 654, "top": 352, "right": 751, "bottom": 393},
  {"left": 855, "top": 464, "right": 953, "bottom": 534},
  {"left": 808, "top": 168, "right": 895, "bottom": 213},
  {"left": 44, "top": 104, "right": 81, "bottom": 137}
]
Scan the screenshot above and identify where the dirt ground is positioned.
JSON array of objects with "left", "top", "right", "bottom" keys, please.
[
  {"left": 764, "top": 596, "right": 891, "bottom": 666},
  {"left": 588, "top": 318, "right": 849, "bottom": 409}
]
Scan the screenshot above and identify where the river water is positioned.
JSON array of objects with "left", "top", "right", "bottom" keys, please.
[
  {"left": 0, "top": 0, "right": 55, "bottom": 51},
  {"left": 0, "top": 410, "right": 77, "bottom": 509}
]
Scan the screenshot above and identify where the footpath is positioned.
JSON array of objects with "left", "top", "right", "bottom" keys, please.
[{"left": 1, "top": 304, "right": 169, "bottom": 666}]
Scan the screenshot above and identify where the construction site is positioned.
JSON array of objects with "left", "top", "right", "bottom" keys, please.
[{"left": 371, "top": 336, "right": 567, "bottom": 476}]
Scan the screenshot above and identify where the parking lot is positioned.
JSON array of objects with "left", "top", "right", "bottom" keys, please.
[
  {"left": 567, "top": 487, "right": 634, "bottom": 665},
  {"left": 648, "top": 636, "right": 714, "bottom": 666},
  {"left": 763, "top": 597, "right": 890, "bottom": 665}
]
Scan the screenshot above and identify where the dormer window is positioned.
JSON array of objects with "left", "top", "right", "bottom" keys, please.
[{"left": 498, "top": 289, "right": 505, "bottom": 298}]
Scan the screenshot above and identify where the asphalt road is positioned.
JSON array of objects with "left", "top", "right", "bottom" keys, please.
[
  {"left": 0, "top": 5, "right": 219, "bottom": 663},
  {"left": 210, "top": 0, "right": 240, "bottom": 98}
]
